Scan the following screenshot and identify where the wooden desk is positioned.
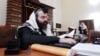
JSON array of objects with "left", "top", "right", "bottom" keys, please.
[
  {"left": 0, "top": 48, "right": 69, "bottom": 56},
  {"left": 0, "top": 48, "right": 29, "bottom": 56},
  {"left": 30, "top": 44, "right": 71, "bottom": 56},
  {"left": 30, "top": 50, "right": 58, "bottom": 56}
]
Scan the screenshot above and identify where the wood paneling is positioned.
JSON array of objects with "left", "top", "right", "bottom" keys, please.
[
  {"left": 6, "top": 0, "right": 54, "bottom": 27},
  {"left": 79, "top": 20, "right": 94, "bottom": 30},
  {"left": 0, "top": 0, "right": 54, "bottom": 47},
  {"left": 0, "top": 26, "right": 16, "bottom": 47}
]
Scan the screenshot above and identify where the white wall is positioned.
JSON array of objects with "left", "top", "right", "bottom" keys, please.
[
  {"left": 0, "top": 0, "right": 62, "bottom": 28},
  {"left": 2, "top": 0, "right": 100, "bottom": 31},
  {"left": 62, "top": 0, "right": 100, "bottom": 31},
  {"left": 39, "top": 0, "right": 63, "bottom": 30},
  {"left": 0, "top": 0, "right": 7, "bottom": 25}
]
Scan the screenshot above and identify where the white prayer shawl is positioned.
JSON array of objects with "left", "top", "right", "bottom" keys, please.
[
  {"left": 17, "top": 11, "right": 75, "bottom": 38},
  {"left": 79, "top": 23, "right": 87, "bottom": 30},
  {"left": 26, "top": 11, "right": 53, "bottom": 36}
]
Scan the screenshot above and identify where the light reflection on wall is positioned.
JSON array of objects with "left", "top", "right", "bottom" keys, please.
[
  {"left": 88, "top": 12, "right": 100, "bottom": 31},
  {"left": 89, "top": 0, "right": 100, "bottom": 6},
  {"left": 88, "top": 0, "right": 100, "bottom": 31}
]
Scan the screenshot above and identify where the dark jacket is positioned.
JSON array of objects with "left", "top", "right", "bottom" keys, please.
[
  {"left": 78, "top": 26, "right": 87, "bottom": 35},
  {"left": 17, "top": 26, "right": 59, "bottom": 47}
]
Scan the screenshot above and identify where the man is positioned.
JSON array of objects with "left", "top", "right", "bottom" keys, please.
[
  {"left": 79, "top": 22, "right": 88, "bottom": 35},
  {"left": 17, "top": 8, "right": 76, "bottom": 49},
  {"left": 78, "top": 22, "right": 88, "bottom": 42}
]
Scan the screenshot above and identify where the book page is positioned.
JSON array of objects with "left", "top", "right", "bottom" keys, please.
[{"left": 70, "top": 43, "right": 100, "bottom": 56}]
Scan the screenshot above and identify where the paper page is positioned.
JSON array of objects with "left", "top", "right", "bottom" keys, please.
[
  {"left": 70, "top": 43, "right": 100, "bottom": 56},
  {"left": 66, "top": 30, "right": 75, "bottom": 38}
]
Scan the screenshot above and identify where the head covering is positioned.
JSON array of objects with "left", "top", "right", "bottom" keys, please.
[
  {"left": 26, "top": 11, "right": 53, "bottom": 36},
  {"left": 26, "top": 11, "right": 39, "bottom": 29},
  {"left": 79, "top": 22, "right": 87, "bottom": 30}
]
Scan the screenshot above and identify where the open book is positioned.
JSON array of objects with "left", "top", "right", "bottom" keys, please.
[
  {"left": 70, "top": 43, "right": 100, "bottom": 56},
  {"left": 58, "top": 30, "right": 75, "bottom": 38},
  {"left": 66, "top": 30, "right": 75, "bottom": 38}
]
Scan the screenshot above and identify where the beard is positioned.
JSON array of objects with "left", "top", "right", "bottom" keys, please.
[
  {"left": 41, "top": 21, "right": 48, "bottom": 29},
  {"left": 36, "top": 19, "right": 48, "bottom": 29}
]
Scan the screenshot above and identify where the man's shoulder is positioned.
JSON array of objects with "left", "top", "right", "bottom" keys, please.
[
  {"left": 22, "top": 22, "right": 31, "bottom": 27},
  {"left": 18, "top": 26, "right": 31, "bottom": 31}
]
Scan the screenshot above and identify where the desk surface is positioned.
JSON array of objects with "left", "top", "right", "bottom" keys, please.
[
  {"left": 0, "top": 48, "right": 63, "bottom": 56},
  {"left": 0, "top": 48, "right": 29, "bottom": 56}
]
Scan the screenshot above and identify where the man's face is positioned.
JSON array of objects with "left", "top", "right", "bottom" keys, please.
[{"left": 37, "top": 11, "right": 48, "bottom": 26}]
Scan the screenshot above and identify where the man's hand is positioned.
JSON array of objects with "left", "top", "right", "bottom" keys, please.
[{"left": 59, "top": 38, "right": 76, "bottom": 44}]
